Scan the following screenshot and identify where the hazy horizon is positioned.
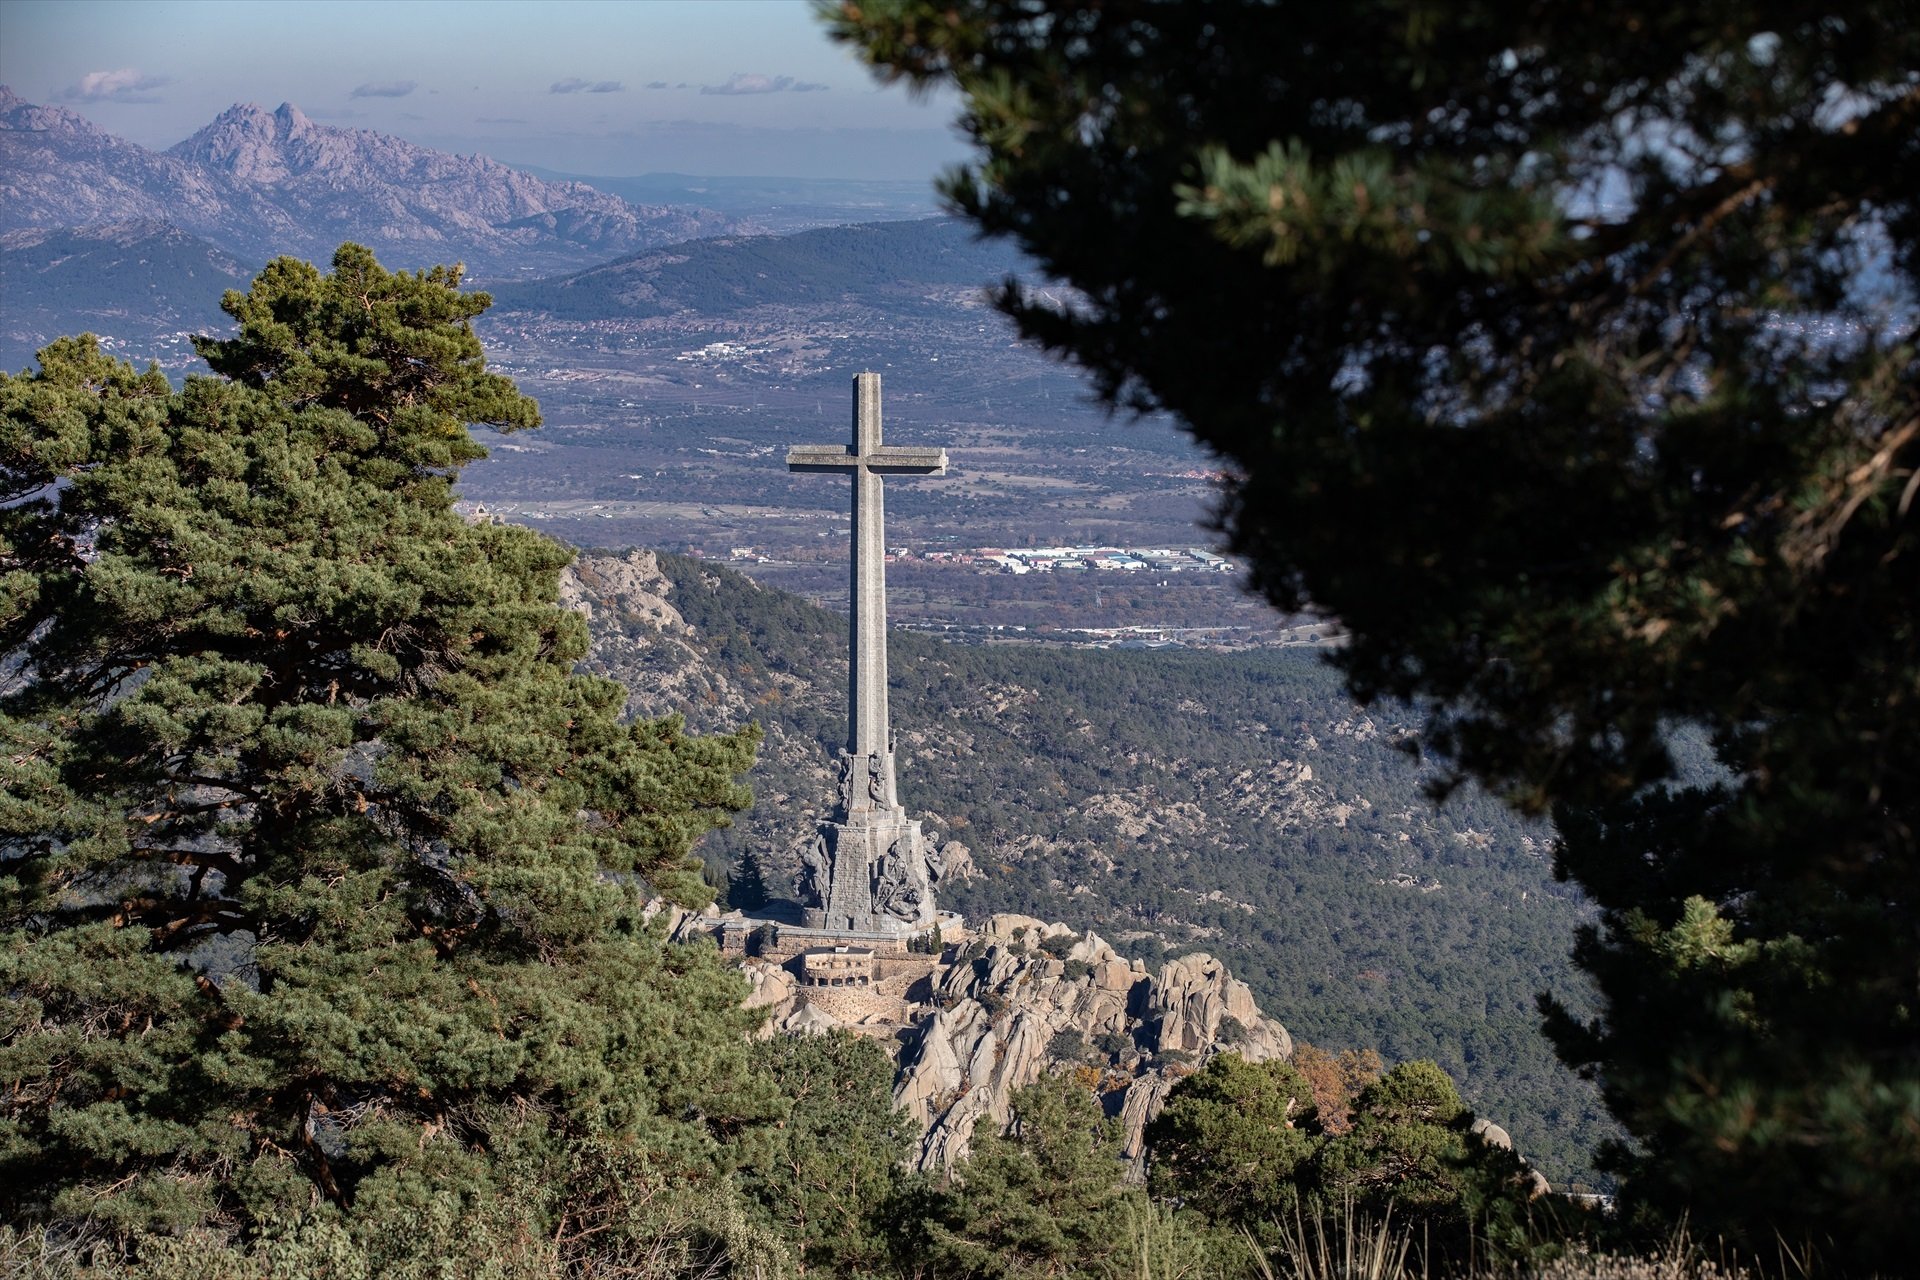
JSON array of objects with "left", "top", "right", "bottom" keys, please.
[{"left": 0, "top": 0, "right": 968, "bottom": 183}]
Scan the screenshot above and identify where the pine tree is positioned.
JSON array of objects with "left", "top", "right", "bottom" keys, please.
[
  {"left": 737, "top": 1030, "right": 915, "bottom": 1276},
  {"left": 903, "top": 1074, "right": 1251, "bottom": 1280},
  {"left": 827, "top": 3, "right": 1919, "bottom": 1264},
  {"left": 1314, "top": 1061, "right": 1476, "bottom": 1215},
  {"left": 911, "top": 1075, "right": 1138, "bottom": 1279},
  {"left": 1144, "top": 1052, "right": 1320, "bottom": 1230},
  {"left": 726, "top": 848, "right": 772, "bottom": 912},
  {"left": 0, "top": 246, "right": 770, "bottom": 1242},
  {"left": 1312, "top": 1061, "right": 1539, "bottom": 1260}
]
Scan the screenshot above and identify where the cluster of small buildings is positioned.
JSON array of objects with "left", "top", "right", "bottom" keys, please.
[
  {"left": 674, "top": 340, "right": 758, "bottom": 364},
  {"left": 963, "top": 546, "right": 1237, "bottom": 574},
  {"left": 722, "top": 544, "right": 1240, "bottom": 574}
]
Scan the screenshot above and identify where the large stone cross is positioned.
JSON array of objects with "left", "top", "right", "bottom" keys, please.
[
  {"left": 787, "top": 371, "right": 948, "bottom": 815},
  {"left": 786, "top": 372, "right": 948, "bottom": 932}
]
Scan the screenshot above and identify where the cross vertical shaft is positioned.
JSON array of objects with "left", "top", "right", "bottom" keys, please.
[{"left": 849, "top": 373, "right": 892, "bottom": 802}]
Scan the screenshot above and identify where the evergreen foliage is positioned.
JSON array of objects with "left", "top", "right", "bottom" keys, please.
[
  {"left": 0, "top": 246, "right": 765, "bottom": 1245},
  {"left": 738, "top": 1031, "right": 915, "bottom": 1276},
  {"left": 901, "top": 1075, "right": 1234, "bottom": 1280},
  {"left": 1145, "top": 1053, "right": 1319, "bottom": 1229},
  {"left": 727, "top": 846, "right": 772, "bottom": 913},
  {"left": 1145, "top": 1054, "right": 1538, "bottom": 1264},
  {"left": 826, "top": 2, "right": 1920, "bottom": 1265},
  {"left": 1316, "top": 1062, "right": 1480, "bottom": 1215}
]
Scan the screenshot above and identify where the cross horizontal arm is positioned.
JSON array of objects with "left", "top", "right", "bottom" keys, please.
[
  {"left": 788, "top": 445, "right": 858, "bottom": 472},
  {"left": 787, "top": 445, "right": 949, "bottom": 475},
  {"left": 868, "top": 447, "right": 948, "bottom": 475}
]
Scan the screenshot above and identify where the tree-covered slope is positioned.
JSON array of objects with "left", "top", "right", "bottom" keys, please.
[
  {"left": 567, "top": 549, "right": 1611, "bottom": 1186},
  {"left": 0, "top": 221, "right": 253, "bottom": 373},
  {"left": 488, "top": 217, "right": 1029, "bottom": 320}
]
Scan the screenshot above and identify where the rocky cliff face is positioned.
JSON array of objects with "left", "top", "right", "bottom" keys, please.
[
  {"left": 675, "top": 907, "right": 1294, "bottom": 1172},
  {"left": 896, "top": 916, "right": 1292, "bottom": 1169},
  {"left": 0, "top": 87, "right": 730, "bottom": 278},
  {"left": 560, "top": 549, "right": 768, "bottom": 727}
]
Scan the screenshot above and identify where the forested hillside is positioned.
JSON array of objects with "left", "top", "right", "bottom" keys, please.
[
  {"left": 0, "top": 222, "right": 253, "bottom": 374},
  {"left": 489, "top": 217, "right": 1028, "bottom": 320},
  {"left": 569, "top": 549, "right": 1611, "bottom": 1185}
]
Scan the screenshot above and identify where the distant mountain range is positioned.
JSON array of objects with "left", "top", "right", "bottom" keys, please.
[
  {"left": 514, "top": 168, "right": 942, "bottom": 236},
  {"left": 1, "top": 165, "right": 1017, "bottom": 377},
  {"left": 0, "top": 86, "right": 1011, "bottom": 374},
  {"left": 0, "top": 86, "right": 731, "bottom": 281}
]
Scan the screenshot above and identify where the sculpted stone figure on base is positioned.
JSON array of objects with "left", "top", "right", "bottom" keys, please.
[
  {"left": 797, "top": 833, "right": 830, "bottom": 905},
  {"left": 872, "top": 833, "right": 941, "bottom": 925}
]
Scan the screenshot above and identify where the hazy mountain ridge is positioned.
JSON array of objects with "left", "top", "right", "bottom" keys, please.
[
  {"left": 486, "top": 216, "right": 1028, "bottom": 320},
  {"left": 0, "top": 86, "right": 731, "bottom": 278},
  {"left": 0, "top": 220, "right": 254, "bottom": 373},
  {"left": 517, "top": 167, "right": 943, "bottom": 235}
]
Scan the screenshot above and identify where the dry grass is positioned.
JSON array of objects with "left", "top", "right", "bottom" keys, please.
[{"left": 1246, "top": 1204, "right": 1425, "bottom": 1280}]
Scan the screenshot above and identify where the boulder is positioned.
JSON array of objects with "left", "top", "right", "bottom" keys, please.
[
  {"left": 744, "top": 963, "right": 796, "bottom": 1014},
  {"left": 1470, "top": 1117, "right": 1514, "bottom": 1150},
  {"left": 979, "top": 913, "right": 1051, "bottom": 943}
]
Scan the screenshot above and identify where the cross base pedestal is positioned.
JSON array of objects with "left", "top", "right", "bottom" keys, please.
[{"left": 800, "top": 815, "right": 938, "bottom": 934}]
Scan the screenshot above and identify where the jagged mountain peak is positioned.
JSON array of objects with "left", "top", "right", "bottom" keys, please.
[
  {"left": 169, "top": 100, "right": 350, "bottom": 182},
  {"left": 0, "top": 84, "right": 110, "bottom": 138},
  {"left": 0, "top": 88, "right": 734, "bottom": 275},
  {"left": 202, "top": 99, "right": 312, "bottom": 131}
]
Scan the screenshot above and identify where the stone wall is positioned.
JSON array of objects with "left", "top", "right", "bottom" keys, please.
[
  {"left": 754, "top": 922, "right": 909, "bottom": 961},
  {"left": 793, "top": 985, "right": 917, "bottom": 1028}
]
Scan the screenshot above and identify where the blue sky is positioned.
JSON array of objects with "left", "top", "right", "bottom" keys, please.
[{"left": 0, "top": 0, "right": 968, "bottom": 181}]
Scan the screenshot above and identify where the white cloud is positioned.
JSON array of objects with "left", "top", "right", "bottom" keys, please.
[
  {"left": 700, "top": 73, "right": 829, "bottom": 96},
  {"left": 351, "top": 80, "right": 418, "bottom": 99},
  {"left": 58, "top": 68, "right": 170, "bottom": 103},
  {"left": 551, "top": 78, "right": 623, "bottom": 94}
]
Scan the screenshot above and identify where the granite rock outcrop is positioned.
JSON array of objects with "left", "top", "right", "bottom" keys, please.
[{"left": 737, "top": 912, "right": 1293, "bottom": 1170}]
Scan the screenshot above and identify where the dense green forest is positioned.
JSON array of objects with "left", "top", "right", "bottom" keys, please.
[{"left": 577, "top": 550, "right": 1611, "bottom": 1185}]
